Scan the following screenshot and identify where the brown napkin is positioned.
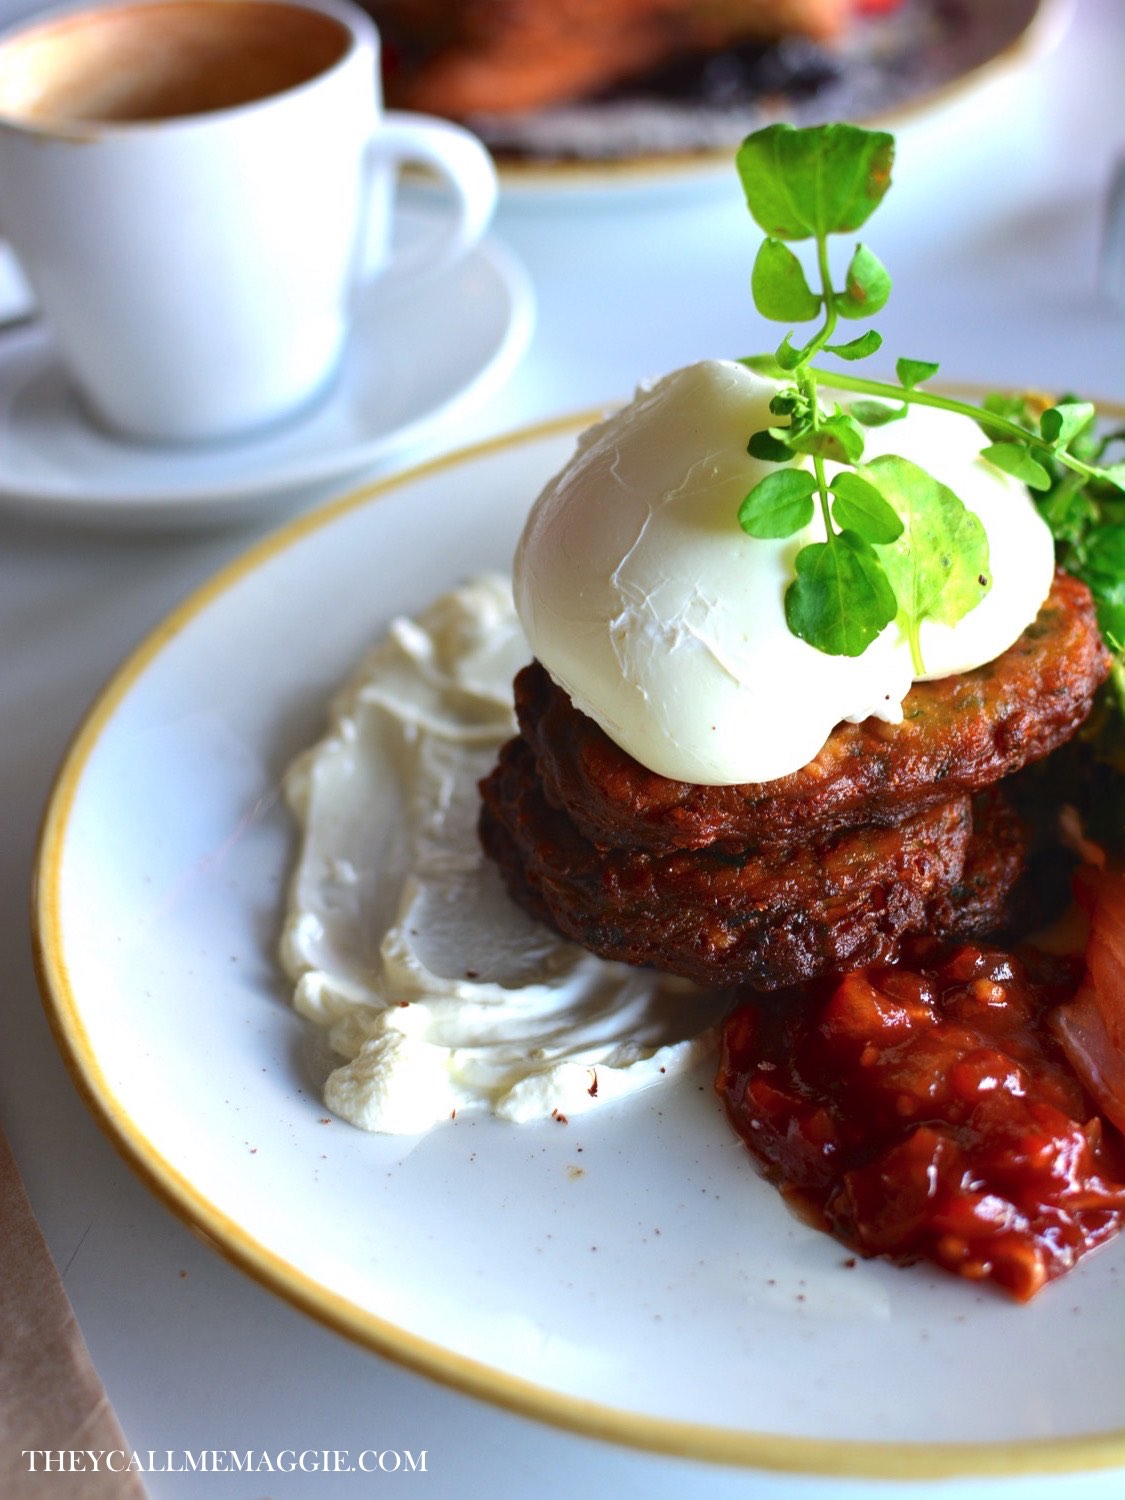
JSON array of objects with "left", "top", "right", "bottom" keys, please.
[{"left": 0, "top": 1126, "right": 147, "bottom": 1498}]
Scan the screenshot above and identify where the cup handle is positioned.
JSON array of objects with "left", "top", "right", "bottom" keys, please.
[{"left": 362, "top": 111, "right": 498, "bottom": 285}]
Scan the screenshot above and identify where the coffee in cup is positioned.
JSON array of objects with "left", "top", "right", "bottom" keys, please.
[{"left": 0, "top": 0, "right": 499, "bottom": 443}]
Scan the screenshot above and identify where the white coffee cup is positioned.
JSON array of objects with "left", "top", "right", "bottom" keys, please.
[{"left": 0, "top": 0, "right": 499, "bottom": 443}]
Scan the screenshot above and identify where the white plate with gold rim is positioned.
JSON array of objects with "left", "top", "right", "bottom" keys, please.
[{"left": 32, "top": 415, "right": 1125, "bottom": 1478}]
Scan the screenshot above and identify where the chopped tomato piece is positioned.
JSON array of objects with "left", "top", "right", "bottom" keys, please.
[
  {"left": 719, "top": 936, "right": 1125, "bottom": 1300},
  {"left": 1050, "top": 866, "right": 1125, "bottom": 1134}
]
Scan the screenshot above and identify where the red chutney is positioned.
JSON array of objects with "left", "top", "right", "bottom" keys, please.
[{"left": 716, "top": 938, "right": 1125, "bottom": 1300}]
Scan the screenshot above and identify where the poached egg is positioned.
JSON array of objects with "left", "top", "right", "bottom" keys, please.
[{"left": 514, "top": 359, "right": 1056, "bottom": 785}]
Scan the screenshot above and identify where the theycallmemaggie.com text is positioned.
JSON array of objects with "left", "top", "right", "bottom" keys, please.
[{"left": 22, "top": 1449, "right": 427, "bottom": 1475}]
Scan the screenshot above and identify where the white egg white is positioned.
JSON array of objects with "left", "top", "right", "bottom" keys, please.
[{"left": 514, "top": 359, "right": 1056, "bottom": 785}]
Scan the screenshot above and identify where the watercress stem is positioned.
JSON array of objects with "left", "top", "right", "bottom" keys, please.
[
  {"left": 813, "top": 233, "right": 839, "bottom": 358},
  {"left": 809, "top": 236, "right": 839, "bottom": 533},
  {"left": 805, "top": 364, "right": 1103, "bottom": 484},
  {"left": 805, "top": 366, "right": 997, "bottom": 420}
]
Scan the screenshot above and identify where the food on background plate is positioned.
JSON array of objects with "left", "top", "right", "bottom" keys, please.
[
  {"left": 369, "top": 0, "right": 884, "bottom": 120},
  {"left": 281, "top": 120, "right": 1125, "bottom": 1297},
  {"left": 367, "top": 1, "right": 1031, "bottom": 171}
]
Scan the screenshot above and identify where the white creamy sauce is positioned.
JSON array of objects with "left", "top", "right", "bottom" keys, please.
[
  {"left": 515, "top": 359, "right": 1057, "bottom": 784},
  {"left": 280, "top": 576, "right": 726, "bottom": 1135}
]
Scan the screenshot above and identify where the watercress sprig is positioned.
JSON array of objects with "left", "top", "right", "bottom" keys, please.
[
  {"left": 994, "top": 389, "right": 1125, "bottom": 731},
  {"left": 734, "top": 121, "right": 1125, "bottom": 677}
]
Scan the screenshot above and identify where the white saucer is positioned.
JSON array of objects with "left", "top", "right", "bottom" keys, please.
[{"left": 0, "top": 220, "right": 535, "bottom": 528}]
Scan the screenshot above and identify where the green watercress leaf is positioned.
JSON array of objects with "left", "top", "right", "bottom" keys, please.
[
  {"left": 849, "top": 398, "right": 906, "bottom": 427},
  {"left": 981, "top": 390, "right": 1031, "bottom": 422},
  {"left": 981, "top": 440, "right": 1052, "bottom": 491},
  {"left": 864, "top": 455, "right": 991, "bottom": 673},
  {"left": 738, "top": 468, "right": 817, "bottom": 538},
  {"left": 1085, "top": 523, "right": 1125, "bottom": 573},
  {"left": 785, "top": 531, "right": 897, "bottom": 656},
  {"left": 824, "top": 330, "right": 883, "bottom": 361},
  {"left": 736, "top": 122, "right": 894, "bottom": 242},
  {"left": 837, "top": 243, "right": 891, "bottom": 319},
  {"left": 1083, "top": 526, "right": 1125, "bottom": 641},
  {"left": 896, "top": 358, "right": 939, "bottom": 391},
  {"left": 747, "top": 428, "right": 795, "bottom": 462},
  {"left": 775, "top": 334, "right": 812, "bottom": 371},
  {"left": 1092, "top": 587, "right": 1125, "bottom": 648},
  {"left": 829, "top": 471, "right": 904, "bottom": 544},
  {"left": 1040, "top": 401, "right": 1096, "bottom": 450},
  {"left": 1037, "top": 478, "right": 1099, "bottom": 547},
  {"left": 786, "top": 411, "right": 866, "bottom": 464},
  {"left": 752, "top": 238, "right": 821, "bottom": 321}
]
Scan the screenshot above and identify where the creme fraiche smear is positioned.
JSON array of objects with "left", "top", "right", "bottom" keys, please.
[
  {"left": 513, "top": 359, "right": 1057, "bottom": 785},
  {"left": 279, "top": 577, "right": 726, "bottom": 1135}
]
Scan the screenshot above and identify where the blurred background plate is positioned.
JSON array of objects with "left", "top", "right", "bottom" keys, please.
[{"left": 447, "top": 0, "right": 1068, "bottom": 196}]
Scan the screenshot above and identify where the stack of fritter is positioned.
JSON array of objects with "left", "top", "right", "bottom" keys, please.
[{"left": 480, "top": 571, "right": 1111, "bottom": 990}]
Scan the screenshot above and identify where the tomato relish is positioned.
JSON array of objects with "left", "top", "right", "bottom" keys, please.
[{"left": 717, "top": 937, "right": 1125, "bottom": 1300}]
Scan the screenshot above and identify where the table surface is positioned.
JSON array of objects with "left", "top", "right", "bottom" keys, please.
[{"left": 2, "top": 1, "right": 1124, "bottom": 1496}]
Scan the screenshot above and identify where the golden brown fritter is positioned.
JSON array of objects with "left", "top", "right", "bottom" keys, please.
[
  {"left": 516, "top": 570, "right": 1110, "bottom": 856},
  {"left": 480, "top": 735, "right": 1026, "bottom": 990}
]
